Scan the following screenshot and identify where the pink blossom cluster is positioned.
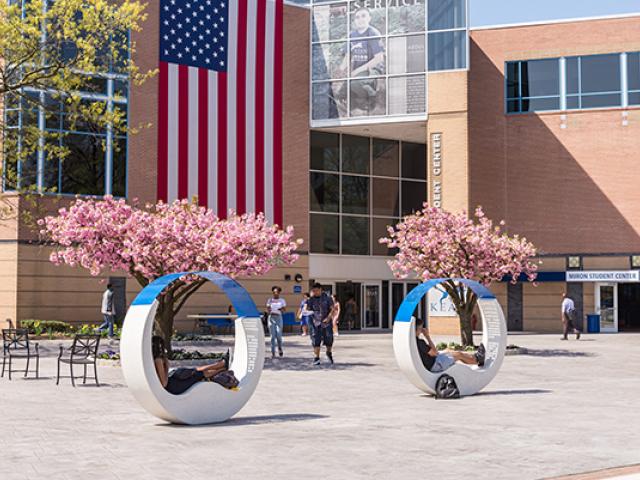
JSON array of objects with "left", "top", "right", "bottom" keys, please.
[
  {"left": 39, "top": 196, "right": 301, "bottom": 281},
  {"left": 380, "top": 205, "right": 538, "bottom": 285}
]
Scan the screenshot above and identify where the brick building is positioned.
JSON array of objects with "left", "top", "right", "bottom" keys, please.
[{"left": 2, "top": 1, "right": 640, "bottom": 335}]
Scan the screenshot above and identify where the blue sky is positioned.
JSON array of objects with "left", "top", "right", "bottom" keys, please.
[{"left": 470, "top": 0, "right": 640, "bottom": 27}]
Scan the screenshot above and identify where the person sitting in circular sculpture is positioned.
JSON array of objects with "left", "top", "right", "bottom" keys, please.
[
  {"left": 414, "top": 318, "right": 486, "bottom": 373},
  {"left": 152, "top": 336, "right": 237, "bottom": 395}
]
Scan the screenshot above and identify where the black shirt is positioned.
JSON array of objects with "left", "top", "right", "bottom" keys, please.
[{"left": 417, "top": 338, "right": 436, "bottom": 371}]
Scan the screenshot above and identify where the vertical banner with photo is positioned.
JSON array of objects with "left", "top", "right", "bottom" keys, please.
[{"left": 311, "top": 0, "right": 427, "bottom": 123}]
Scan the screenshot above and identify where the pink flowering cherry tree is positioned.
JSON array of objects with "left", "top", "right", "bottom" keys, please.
[
  {"left": 381, "top": 205, "right": 537, "bottom": 346},
  {"left": 39, "top": 197, "right": 301, "bottom": 348}
]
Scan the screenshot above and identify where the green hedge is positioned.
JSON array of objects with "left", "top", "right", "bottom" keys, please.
[{"left": 20, "top": 320, "right": 73, "bottom": 334}]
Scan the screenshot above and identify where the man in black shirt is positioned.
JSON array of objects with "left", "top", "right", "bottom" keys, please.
[{"left": 415, "top": 318, "right": 485, "bottom": 373}]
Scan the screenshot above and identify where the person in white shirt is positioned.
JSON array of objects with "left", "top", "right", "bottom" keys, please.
[
  {"left": 561, "top": 292, "right": 581, "bottom": 340},
  {"left": 267, "top": 286, "right": 287, "bottom": 358},
  {"left": 98, "top": 284, "right": 116, "bottom": 338}
]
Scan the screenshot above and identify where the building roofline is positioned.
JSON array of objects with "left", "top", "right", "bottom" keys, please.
[
  {"left": 284, "top": 1, "right": 310, "bottom": 9},
  {"left": 470, "top": 11, "right": 640, "bottom": 32}
]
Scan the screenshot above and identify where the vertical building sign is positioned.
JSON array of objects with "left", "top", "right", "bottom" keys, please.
[{"left": 431, "top": 132, "right": 442, "bottom": 208}]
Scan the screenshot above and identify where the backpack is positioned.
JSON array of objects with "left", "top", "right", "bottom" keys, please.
[
  {"left": 435, "top": 374, "right": 460, "bottom": 399},
  {"left": 213, "top": 370, "right": 240, "bottom": 389}
]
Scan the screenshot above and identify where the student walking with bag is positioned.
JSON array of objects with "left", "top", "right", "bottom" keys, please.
[{"left": 561, "top": 292, "right": 581, "bottom": 340}]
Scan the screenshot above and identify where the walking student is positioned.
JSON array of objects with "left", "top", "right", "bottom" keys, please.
[
  {"left": 267, "top": 286, "right": 287, "bottom": 358},
  {"left": 297, "top": 292, "right": 313, "bottom": 336},
  {"left": 561, "top": 292, "right": 581, "bottom": 340},
  {"left": 306, "top": 283, "right": 335, "bottom": 366},
  {"left": 330, "top": 294, "right": 341, "bottom": 336},
  {"left": 98, "top": 283, "right": 116, "bottom": 338}
]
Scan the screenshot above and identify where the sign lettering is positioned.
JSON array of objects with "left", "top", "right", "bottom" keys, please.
[{"left": 431, "top": 133, "right": 442, "bottom": 208}]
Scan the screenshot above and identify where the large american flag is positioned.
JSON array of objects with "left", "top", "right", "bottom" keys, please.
[{"left": 158, "top": 0, "right": 284, "bottom": 225}]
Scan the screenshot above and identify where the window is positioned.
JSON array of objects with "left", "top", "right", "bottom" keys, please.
[
  {"left": 507, "top": 51, "right": 634, "bottom": 114},
  {"left": 506, "top": 59, "right": 560, "bottom": 113},
  {"left": 309, "top": 131, "right": 426, "bottom": 256},
  {"left": 628, "top": 52, "right": 640, "bottom": 106},
  {"left": 427, "top": 0, "right": 467, "bottom": 72}
]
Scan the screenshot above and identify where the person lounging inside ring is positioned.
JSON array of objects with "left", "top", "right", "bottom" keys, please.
[
  {"left": 152, "top": 336, "right": 238, "bottom": 394},
  {"left": 414, "top": 318, "right": 486, "bottom": 372}
]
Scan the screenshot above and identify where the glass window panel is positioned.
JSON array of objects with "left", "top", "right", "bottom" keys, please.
[
  {"left": 312, "top": 81, "right": 348, "bottom": 120},
  {"left": 372, "top": 138, "right": 399, "bottom": 177},
  {"left": 580, "top": 54, "right": 620, "bottom": 94},
  {"left": 428, "top": 30, "right": 466, "bottom": 71},
  {"left": 312, "top": 4, "right": 348, "bottom": 43},
  {"left": 350, "top": 77, "right": 386, "bottom": 117},
  {"left": 342, "top": 174, "right": 369, "bottom": 214},
  {"left": 372, "top": 178, "right": 399, "bottom": 216},
  {"left": 342, "top": 134, "right": 370, "bottom": 174},
  {"left": 388, "top": 0, "right": 425, "bottom": 34},
  {"left": 44, "top": 96, "right": 62, "bottom": 130},
  {"left": 63, "top": 100, "right": 107, "bottom": 133},
  {"left": 312, "top": 42, "right": 348, "bottom": 81},
  {"left": 521, "top": 97, "right": 560, "bottom": 112},
  {"left": 506, "top": 99, "right": 520, "bottom": 113},
  {"left": 506, "top": 62, "right": 520, "bottom": 99},
  {"left": 43, "top": 139, "right": 60, "bottom": 191},
  {"left": 20, "top": 153, "right": 39, "bottom": 191},
  {"left": 629, "top": 91, "right": 640, "bottom": 106},
  {"left": 628, "top": 52, "right": 640, "bottom": 92},
  {"left": 401, "top": 142, "right": 426, "bottom": 179},
  {"left": 114, "top": 79, "right": 129, "bottom": 99},
  {"left": 311, "top": 131, "right": 340, "bottom": 171},
  {"left": 310, "top": 214, "right": 340, "bottom": 254},
  {"left": 580, "top": 93, "right": 622, "bottom": 109},
  {"left": 349, "top": 37, "right": 386, "bottom": 76},
  {"left": 388, "top": 75, "right": 426, "bottom": 115},
  {"left": 112, "top": 136, "right": 127, "bottom": 197},
  {"left": 60, "top": 133, "right": 106, "bottom": 195},
  {"left": 428, "top": 0, "right": 465, "bottom": 31},
  {"left": 349, "top": 1, "right": 386, "bottom": 36},
  {"left": 566, "top": 95, "right": 580, "bottom": 110},
  {"left": 310, "top": 172, "right": 339, "bottom": 212},
  {"left": 342, "top": 216, "right": 369, "bottom": 255},
  {"left": 401, "top": 180, "right": 426, "bottom": 216},
  {"left": 566, "top": 57, "right": 579, "bottom": 95},
  {"left": 520, "top": 59, "right": 559, "bottom": 97},
  {"left": 5, "top": 109, "right": 20, "bottom": 127},
  {"left": 388, "top": 35, "right": 425, "bottom": 74},
  {"left": 372, "top": 217, "right": 399, "bottom": 256}
]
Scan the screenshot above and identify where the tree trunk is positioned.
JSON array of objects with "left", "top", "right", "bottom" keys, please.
[
  {"left": 154, "top": 293, "right": 176, "bottom": 353},
  {"left": 459, "top": 309, "right": 474, "bottom": 347},
  {"left": 442, "top": 282, "right": 478, "bottom": 347}
]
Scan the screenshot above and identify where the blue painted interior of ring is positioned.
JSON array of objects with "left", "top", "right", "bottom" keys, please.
[
  {"left": 131, "top": 271, "right": 261, "bottom": 318},
  {"left": 395, "top": 278, "right": 495, "bottom": 323}
]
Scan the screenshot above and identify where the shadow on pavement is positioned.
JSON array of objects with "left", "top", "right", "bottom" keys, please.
[
  {"left": 475, "top": 389, "right": 552, "bottom": 397},
  {"left": 520, "top": 349, "right": 596, "bottom": 358},
  {"left": 158, "top": 413, "right": 328, "bottom": 428},
  {"left": 264, "top": 357, "right": 376, "bottom": 371}
]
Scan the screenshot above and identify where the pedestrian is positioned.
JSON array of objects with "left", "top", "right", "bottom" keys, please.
[
  {"left": 267, "top": 286, "right": 286, "bottom": 358},
  {"left": 297, "top": 292, "right": 313, "bottom": 336},
  {"left": 561, "top": 292, "right": 581, "bottom": 340},
  {"left": 344, "top": 295, "right": 357, "bottom": 330},
  {"left": 306, "top": 283, "right": 335, "bottom": 365},
  {"left": 330, "top": 294, "right": 341, "bottom": 336},
  {"left": 98, "top": 283, "right": 116, "bottom": 338}
]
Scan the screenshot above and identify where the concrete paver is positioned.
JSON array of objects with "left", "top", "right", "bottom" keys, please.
[{"left": 1, "top": 332, "right": 639, "bottom": 480}]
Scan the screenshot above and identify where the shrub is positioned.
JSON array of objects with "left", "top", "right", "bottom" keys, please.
[
  {"left": 169, "top": 349, "right": 223, "bottom": 361},
  {"left": 20, "top": 320, "right": 73, "bottom": 335}
]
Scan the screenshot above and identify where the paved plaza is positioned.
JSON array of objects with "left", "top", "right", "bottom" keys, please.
[{"left": 1, "top": 332, "right": 639, "bottom": 480}]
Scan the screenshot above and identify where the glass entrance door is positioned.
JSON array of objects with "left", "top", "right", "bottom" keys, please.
[
  {"left": 363, "top": 284, "right": 381, "bottom": 329},
  {"left": 596, "top": 283, "right": 618, "bottom": 333}
]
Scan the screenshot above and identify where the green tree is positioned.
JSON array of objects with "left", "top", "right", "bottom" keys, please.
[{"left": 0, "top": 0, "right": 154, "bottom": 197}]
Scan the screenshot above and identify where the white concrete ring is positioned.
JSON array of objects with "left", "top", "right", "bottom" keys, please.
[
  {"left": 393, "top": 279, "right": 507, "bottom": 397},
  {"left": 120, "top": 272, "right": 265, "bottom": 425}
]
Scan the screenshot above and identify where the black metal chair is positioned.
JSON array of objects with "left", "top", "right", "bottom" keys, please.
[
  {"left": 57, "top": 334, "right": 101, "bottom": 387},
  {"left": 2, "top": 329, "right": 40, "bottom": 380}
]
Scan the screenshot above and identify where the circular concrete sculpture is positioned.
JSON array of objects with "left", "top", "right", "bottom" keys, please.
[
  {"left": 393, "top": 279, "right": 507, "bottom": 397},
  {"left": 121, "top": 272, "right": 265, "bottom": 425}
]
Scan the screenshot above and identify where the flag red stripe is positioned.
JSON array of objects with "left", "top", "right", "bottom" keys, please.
[
  {"left": 198, "top": 68, "right": 209, "bottom": 207},
  {"left": 157, "top": 62, "right": 169, "bottom": 202},
  {"left": 254, "top": 0, "right": 266, "bottom": 214},
  {"left": 217, "top": 73, "right": 228, "bottom": 219},
  {"left": 235, "top": 1, "right": 248, "bottom": 215},
  {"left": 272, "top": 0, "right": 284, "bottom": 226},
  {"left": 177, "top": 65, "right": 189, "bottom": 199}
]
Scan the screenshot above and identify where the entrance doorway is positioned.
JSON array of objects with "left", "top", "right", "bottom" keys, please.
[
  {"left": 363, "top": 284, "right": 381, "bottom": 329},
  {"left": 335, "top": 282, "right": 361, "bottom": 330},
  {"left": 618, "top": 283, "right": 640, "bottom": 331},
  {"left": 389, "top": 282, "right": 426, "bottom": 325},
  {"left": 595, "top": 283, "right": 618, "bottom": 333}
]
